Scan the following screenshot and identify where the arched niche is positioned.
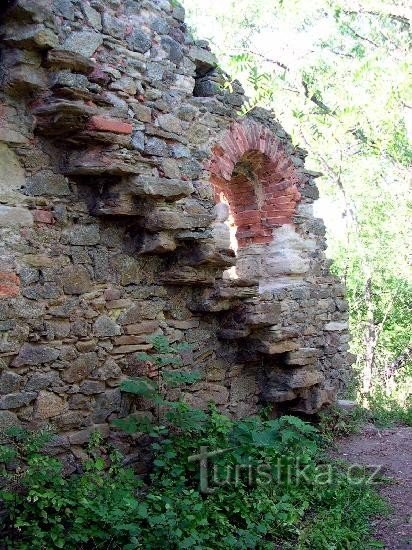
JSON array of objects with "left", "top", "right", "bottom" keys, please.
[{"left": 208, "top": 120, "right": 314, "bottom": 290}]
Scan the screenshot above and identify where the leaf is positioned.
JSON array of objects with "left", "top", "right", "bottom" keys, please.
[
  {"left": 112, "top": 415, "right": 153, "bottom": 434},
  {"left": 120, "top": 378, "right": 157, "bottom": 397},
  {"left": 163, "top": 370, "right": 202, "bottom": 386}
]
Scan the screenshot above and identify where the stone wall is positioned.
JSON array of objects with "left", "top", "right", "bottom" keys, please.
[{"left": 0, "top": 0, "right": 352, "bottom": 458}]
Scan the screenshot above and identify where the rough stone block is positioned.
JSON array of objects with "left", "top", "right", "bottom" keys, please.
[
  {"left": 12, "top": 343, "right": 59, "bottom": 367},
  {"left": 130, "top": 175, "right": 194, "bottom": 200},
  {"left": 61, "top": 31, "right": 103, "bottom": 57},
  {"left": 60, "top": 265, "right": 92, "bottom": 295},
  {"left": 285, "top": 348, "right": 321, "bottom": 366},
  {"left": 35, "top": 391, "right": 67, "bottom": 419},
  {"left": 93, "top": 315, "right": 121, "bottom": 337},
  {"left": 87, "top": 116, "right": 133, "bottom": 135},
  {"left": 62, "top": 352, "right": 98, "bottom": 384},
  {"left": 3, "top": 24, "right": 58, "bottom": 49},
  {"left": 0, "top": 392, "right": 37, "bottom": 409},
  {"left": 0, "top": 272, "right": 20, "bottom": 298},
  {"left": 0, "top": 205, "right": 33, "bottom": 227}
]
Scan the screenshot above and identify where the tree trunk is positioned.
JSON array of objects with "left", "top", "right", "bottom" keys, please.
[{"left": 362, "top": 278, "right": 379, "bottom": 395}]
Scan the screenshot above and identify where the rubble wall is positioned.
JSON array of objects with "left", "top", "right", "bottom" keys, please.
[{"left": 0, "top": 0, "right": 352, "bottom": 457}]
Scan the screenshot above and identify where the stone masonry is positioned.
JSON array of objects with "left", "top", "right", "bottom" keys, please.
[{"left": 0, "top": 0, "right": 352, "bottom": 458}]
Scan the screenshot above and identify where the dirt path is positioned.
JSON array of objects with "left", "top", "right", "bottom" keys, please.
[{"left": 335, "top": 425, "right": 412, "bottom": 549}]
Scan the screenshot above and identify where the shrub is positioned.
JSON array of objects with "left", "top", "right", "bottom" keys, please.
[{"left": 0, "top": 409, "right": 386, "bottom": 549}]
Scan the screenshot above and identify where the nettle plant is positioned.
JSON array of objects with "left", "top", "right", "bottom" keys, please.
[{"left": 112, "top": 334, "right": 207, "bottom": 436}]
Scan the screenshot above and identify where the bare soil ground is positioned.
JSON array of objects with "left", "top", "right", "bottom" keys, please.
[{"left": 335, "top": 425, "right": 412, "bottom": 549}]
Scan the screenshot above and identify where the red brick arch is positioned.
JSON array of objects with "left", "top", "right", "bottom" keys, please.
[{"left": 208, "top": 120, "right": 303, "bottom": 248}]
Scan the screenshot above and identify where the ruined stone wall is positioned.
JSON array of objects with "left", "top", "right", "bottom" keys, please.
[{"left": 0, "top": 0, "right": 352, "bottom": 458}]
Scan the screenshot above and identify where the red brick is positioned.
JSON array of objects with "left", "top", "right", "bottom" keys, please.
[
  {"left": 87, "top": 115, "right": 133, "bottom": 134},
  {"left": 252, "top": 235, "right": 272, "bottom": 245},
  {"left": 0, "top": 272, "right": 19, "bottom": 298},
  {"left": 33, "top": 209, "right": 54, "bottom": 224}
]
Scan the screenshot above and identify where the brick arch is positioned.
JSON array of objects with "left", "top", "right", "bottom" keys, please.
[{"left": 208, "top": 121, "right": 303, "bottom": 248}]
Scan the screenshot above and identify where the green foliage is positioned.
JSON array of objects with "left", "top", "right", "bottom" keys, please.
[
  {"left": 0, "top": 409, "right": 386, "bottom": 549},
  {"left": 367, "top": 389, "right": 412, "bottom": 427},
  {"left": 113, "top": 334, "right": 203, "bottom": 435},
  {"left": 0, "top": 429, "right": 142, "bottom": 549},
  {"left": 318, "top": 405, "right": 368, "bottom": 441}
]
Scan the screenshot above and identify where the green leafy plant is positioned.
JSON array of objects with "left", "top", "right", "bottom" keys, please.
[
  {"left": 0, "top": 407, "right": 387, "bottom": 549},
  {"left": 112, "top": 334, "right": 205, "bottom": 435}
]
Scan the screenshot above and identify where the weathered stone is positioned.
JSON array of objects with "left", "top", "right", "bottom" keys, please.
[
  {"left": 81, "top": 3, "right": 102, "bottom": 30},
  {"left": 26, "top": 171, "right": 70, "bottom": 196},
  {"left": 268, "top": 367, "right": 324, "bottom": 389},
  {"left": 189, "top": 46, "right": 217, "bottom": 75},
  {"left": 79, "top": 380, "right": 105, "bottom": 394},
  {"left": 60, "top": 265, "right": 92, "bottom": 295},
  {"left": 285, "top": 348, "right": 321, "bottom": 366},
  {"left": 22, "top": 254, "right": 53, "bottom": 267},
  {"left": 161, "top": 36, "right": 183, "bottom": 65},
  {"left": 61, "top": 31, "right": 103, "bottom": 57},
  {"left": 255, "top": 339, "right": 300, "bottom": 355},
  {"left": 68, "top": 424, "right": 109, "bottom": 445},
  {"left": 324, "top": 321, "right": 348, "bottom": 332},
  {"left": 0, "top": 371, "right": 23, "bottom": 394},
  {"left": 0, "top": 144, "right": 25, "bottom": 201},
  {"left": 3, "top": 24, "right": 58, "bottom": 49},
  {"left": 35, "top": 391, "right": 67, "bottom": 419},
  {"left": 102, "top": 12, "right": 125, "bottom": 39},
  {"left": 112, "top": 344, "right": 152, "bottom": 354},
  {"left": 144, "top": 137, "right": 168, "bottom": 157},
  {"left": 92, "top": 389, "right": 121, "bottom": 423},
  {"left": 111, "top": 255, "right": 141, "bottom": 286},
  {"left": 4, "top": 65, "right": 48, "bottom": 95},
  {"left": 262, "top": 388, "right": 297, "bottom": 403},
  {"left": 138, "top": 232, "right": 177, "bottom": 254},
  {"left": 12, "top": 344, "right": 59, "bottom": 367},
  {"left": 61, "top": 352, "right": 98, "bottom": 384},
  {"left": 131, "top": 103, "right": 152, "bottom": 122},
  {"left": 0, "top": 206, "right": 33, "bottom": 227},
  {"left": 62, "top": 150, "right": 154, "bottom": 176},
  {"left": 118, "top": 301, "right": 164, "bottom": 324},
  {"left": 0, "top": 410, "right": 21, "bottom": 431},
  {"left": 127, "top": 29, "right": 151, "bottom": 53},
  {"left": 65, "top": 225, "right": 100, "bottom": 246},
  {"left": 129, "top": 175, "right": 194, "bottom": 200},
  {"left": 25, "top": 371, "right": 61, "bottom": 391},
  {"left": 91, "top": 358, "right": 121, "bottom": 380},
  {"left": 156, "top": 113, "right": 182, "bottom": 134},
  {"left": 93, "top": 315, "right": 121, "bottom": 337},
  {"left": 0, "top": 392, "right": 37, "bottom": 409}
]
